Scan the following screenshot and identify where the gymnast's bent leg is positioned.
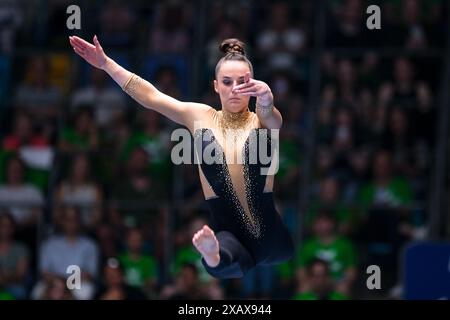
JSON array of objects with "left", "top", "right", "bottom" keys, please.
[{"left": 202, "top": 231, "right": 255, "bottom": 279}]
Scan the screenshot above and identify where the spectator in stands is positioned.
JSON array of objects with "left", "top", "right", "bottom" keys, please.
[
  {"left": 109, "top": 147, "right": 166, "bottom": 236},
  {"left": 54, "top": 153, "right": 103, "bottom": 230},
  {"left": 267, "top": 71, "right": 297, "bottom": 108},
  {"left": 206, "top": 18, "right": 240, "bottom": 70},
  {"left": 95, "top": 223, "right": 120, "bottom": 270},
  {"left": 105, "top": 112, "right": 132, "bottom": 163},
  {"left": 274, "top": 132, "right": 301, "bottom": 202},
  {"left": 121, "top": 108, "right": 172, "bottom": 180},
  {"left": 0, "top": 0, "right": 24, "bottom": 55},
  {"left": 205, "top": 1, "right": 252, "bottom": 43},
  {"left": 293, "top": 258, "right": 348, "bottom": 300},
  {"left": 314, "top": 145, "right": 337, "bottom": 181},
  {"left": 402, "top": 0, "right": 428, "bottom": 50},
  {"left": 14, "top": 56, "right": 62, "bottom": 139},
  {"left": 282, "top": 94, "right": 304, "bottom": 130},
  {"left": 357, "top": 150, "right": 415, "bottom": 291},
  {"left": 95, "top": 257, "right": 146, "bottom": 300},
  {"left": 413, "top": 83, "right": 435, "bottom": 149},
  {"left": 148, "top": 2, "right": 191, "bottom": 53},
  {"left": 354, "top": 88, "right": 376, "bottom": 138},
  {"left": 240, "top": 263, "right": 275, "bottom": 299},
  {"left": 256, "top": 1, "right": 307, "bottom": 72},
  {"left": 118, "top": 228, "right": 158, "bottom": 298},
  {"left": 383, "top": 56, "right": 431, "bottom": 111},
  {"left": 334, "top": 59, "right": 358, "bottom": 105},
  {"left": 154, "top": 65, "right": 184, "bottom": 100},
  {"left": 37, "top": 275, "right": 74, "bottom": 300},
  {"left": 317, "top": 103, "right": 334, "bottom": 145},
  {"left": 382, "top": 108, "right": 417, "bottom": 177},
  {"left": 296, "top": 211, "right": 357, "bottom": 296},
  {"left": 0, "top": 156, "right": 43, "bottom": 230},
  {"left": 359, "top": 53, "right": 381, "bottom": 89},
  {"left": 0, "top": 212, "right": 30, "bottom": 299},
  {"left": 71, "top": 69, "right": 127, "bottom": 128},
  {"left": 178, "top": 166, "right": 208, "bottom": 221},
  {"left": 343, "top": 147, "right": 370, "bottom": 206},
  {"left": 326, "top": 0, "right": 368, "bottom": 48},
  {"left": 160, "top": 263, "right": 214, "bottom": 300},
  {"left": 98, "top": 0, "right": 137, "bottom": 49},
  {"left": 33, "top": 206, "right": 98, "bottom": 300},
  {"left": 331, "top": 107, "right": 356, "bottom": 156},
  {"left": 358, "top": 150, "right": 413, "bottom": 210},
  {"left": 59, "top": 107, "right": 99, "bottom": 152},
  {"left": 2, "top": 113, "right": 49, "bottom": 151},
  {"left": 308, "top": 177, "right": 353, "bottom": 235}
]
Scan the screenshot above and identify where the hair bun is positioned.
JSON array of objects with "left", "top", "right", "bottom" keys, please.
[{"left": 219, "top": 38, "right": 245, "bottom": 56}]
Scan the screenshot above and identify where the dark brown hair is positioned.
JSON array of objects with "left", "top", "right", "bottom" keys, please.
[{"left": 215, "top": 38, "right": 253, "bottom": 78}]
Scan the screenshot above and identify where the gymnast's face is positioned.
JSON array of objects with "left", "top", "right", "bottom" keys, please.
[{"left": 214, "top": 60, "right": 251, "bottom": 113}]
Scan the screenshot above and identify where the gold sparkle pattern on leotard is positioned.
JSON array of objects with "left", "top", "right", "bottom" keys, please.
[
  {"left": 218, "top": 135, "right": 263, "bottom": 240},
  {"left": 219, "top": 111, "right": 264, "bottom": 239},
  {"left": 219, "top": 108, "right": 252, "bottom": 131},
  {"left": 196, "top": 109, "right": 266, "bottom": 239},
  {"left": 242, "top": 136, "right": 265, "bottom": 239}
]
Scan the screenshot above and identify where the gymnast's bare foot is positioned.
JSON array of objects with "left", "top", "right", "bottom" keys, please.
[{"left": 192, "top": 225, "right": 220, "bottom": 267}]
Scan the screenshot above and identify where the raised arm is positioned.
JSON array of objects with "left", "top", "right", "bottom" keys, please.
[
  {"left": 232, "top": 72, "right": 282, "bottom": 130},
  {"left": 69, "top": 35, "right": 210, "bottom": 131}
]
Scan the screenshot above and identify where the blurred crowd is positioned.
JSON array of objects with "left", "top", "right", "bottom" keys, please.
[{"left": 0, "top": 0, "right": 445, "bottom": 300}]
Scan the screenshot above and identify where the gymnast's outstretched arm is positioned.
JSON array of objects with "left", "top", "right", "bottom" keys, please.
[{"left": 69, "top": 35, "right": 210, "bottom": 132}]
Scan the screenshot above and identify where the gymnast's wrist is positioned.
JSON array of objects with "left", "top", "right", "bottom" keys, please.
[
  {"left": 101, "top": 56, "right": 114, "bottom": 72},
  {"left": 255, "top": 99, "right": 274, "bottom": 117}
]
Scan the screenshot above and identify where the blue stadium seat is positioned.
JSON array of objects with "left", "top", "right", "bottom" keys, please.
[{"left": 404, "top": 242, "right": 450, "bottom": 300}]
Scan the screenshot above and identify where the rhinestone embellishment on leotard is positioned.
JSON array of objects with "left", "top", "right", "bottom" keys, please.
[{"left": 218, "top": 129, "right": 263, "bottom": 239}]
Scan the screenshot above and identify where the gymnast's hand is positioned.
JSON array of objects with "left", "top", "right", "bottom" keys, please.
[
  {"left": 69, "top": 35, "right": 109, "bottom": 70},
  {"left": 231, "top": 71, "right": 274, "bottom": 107}
]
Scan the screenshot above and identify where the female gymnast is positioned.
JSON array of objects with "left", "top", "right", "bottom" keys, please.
[{"left": 69, "top": 35, "right": 294, "bottom": 279}]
